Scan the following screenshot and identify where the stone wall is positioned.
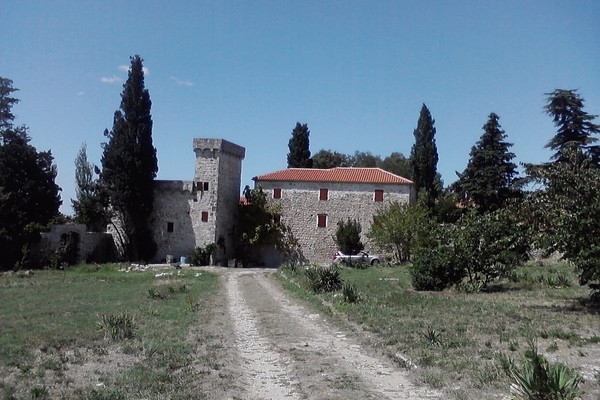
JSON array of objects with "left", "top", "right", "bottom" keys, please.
[
  {"left": 255, "top": 180, "right": 414, "bottom": 264},
  {"left": 37, "top": 223, "right": 116, "bottom": 264}
]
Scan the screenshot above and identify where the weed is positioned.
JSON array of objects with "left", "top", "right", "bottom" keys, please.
[
  {"left": 423, "top": 327, "right": 442, "bottom": 346},
  {"left": 80, "top": 387, "right": 126, "bottom": 400},
  {"left": 30, "top": 386, "right": 49, "bottom": 399},
  {"left": 304, "top": 265, "right": 342, "bottom": 292},
  {"left": 186, "top": 297, "right": 200, "bottom": 312},
  {"left": 342, "top": 283, "right": 361, "bottom": 303},
  {"left": 147, "top": 287, "right": 167, "bottom": 300},
  {"left": 96, "top": 313, "right": 136, "bottom": 340},
  {"left": 546, "top": 341, "right": 559, "bottom": 352},
  {"left": 508, "top": 340, "right": 519, "bottom": 352}
]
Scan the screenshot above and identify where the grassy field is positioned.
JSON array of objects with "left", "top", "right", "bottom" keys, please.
[
  {"left": 277, "top": 261, "right": 600, "bottom": 399},
  {"left": 0, "top": 264, "right": 233, "bottom": 400}
]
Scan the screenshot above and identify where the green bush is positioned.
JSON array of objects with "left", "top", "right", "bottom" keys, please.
[
  {"left": 342, "top": 283, "right": 361, "bottom": 303},
  {"left": 304, "top": 265, "right": 342, "bottom": 293},
  {"left": 189, "top": 243, "right": 217, "bottom": 266},
  {"left": 335, "top": 218, "right": 364, "bottom": 255},
  {"left": 410, "top": 246, "right": 465, "bottom": 291}
]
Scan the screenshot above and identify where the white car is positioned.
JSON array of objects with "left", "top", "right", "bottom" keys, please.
[{"left": 333, "top": 251, "right": 381, "bottom": 266}]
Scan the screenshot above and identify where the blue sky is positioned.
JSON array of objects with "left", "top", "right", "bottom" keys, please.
[{"left": 2, "top": 1, "right": 599, "bottom": 214}]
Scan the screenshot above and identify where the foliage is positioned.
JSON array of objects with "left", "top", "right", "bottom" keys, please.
[
  {"left": 237, "top": 186, "right": 304, "bottom": 264},
  {"left": 454, "top": 113, "right": 521, "bottom": 213},
  {"left": 100, "top": 56, "right": 157, "bottom": 261},
  {"left": 335, "top": 218, "right": 364, "bottom": 255},
  {"left": 0, "top": 77, "right": 61, "bottom": 270},
  {"left": 368, "top": 202, "right": 433, "bottom": 262},
  {"left": 312, "top": 149, "right": 350, "bottom": 168},
  {"left": 72, "top": 143, "right": 109, "bottom": 232},
  {"left": 287, "top": 122, "right": 313, "bottom": 168},
  {"left": 410, "top": 103, "right": 439, "bottom": 210},
  {"left": 501, "top": 340, "right": 582, "bottom": 400},
  {"left": 452, "top": 207, "right": 531, "bottom": 287},
  {"left": 44, "top": 231, "right": 80, "bottom": 269},
  {"left": 410, "top": 246, "right": 465, "bottom": 291},
  {"left": 304, "top": 265, "right": 343, "bottom": 292},
  {"left": 96, "top": 313, "right": 136, "bottom": 341},
  {"left": 189, "top": 243, "right": 217, "bottom": 266},
  {"left": 379, "top": 152, "right": 413, "bottom": 179},
  {"left": 525, "top": 149, "right": 600, "bottom": 295},
  {"left": 544, "top": 89, "right": 600, "bottom": 166}
]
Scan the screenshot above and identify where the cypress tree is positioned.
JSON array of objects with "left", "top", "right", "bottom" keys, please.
[
  {"left": 100, "top": 56, "right": 158, "bottom": 261},
  {"left": 410, "top": 104, "right": 439, "bottom": 209},
  {"left": 456, "top": 113, "right": 519, "bottom": 213},
  {"left": 287, "top": 122, "right": 313, "bottom": 168}
]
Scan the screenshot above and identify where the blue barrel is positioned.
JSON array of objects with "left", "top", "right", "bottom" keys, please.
[{"left": 180, "top": 256, "right": 188, "bottom": 264}]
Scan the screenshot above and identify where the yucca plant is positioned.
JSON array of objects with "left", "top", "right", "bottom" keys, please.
[
  {"left": 342, "top": 283, "right": 361, "bottom": 303},
  {"left": 423, "top": 327, "right": 442, "bottom": 346},
  {"left": 304, "top": 265, "right": 342, "bottom": 292},
  {"left": 503, "top": 340, "right": 582, "bottom": 400}
]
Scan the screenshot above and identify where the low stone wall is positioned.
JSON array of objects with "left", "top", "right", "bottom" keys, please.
[{"left": 37, "top": 224, "right": 116, "bottom": 264}]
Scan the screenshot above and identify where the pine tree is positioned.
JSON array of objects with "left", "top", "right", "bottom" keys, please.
[
  {"left": 455, "top": 113, "right": 519, "bottom": 213},
  {"left": 0, "top": 77, "right": 61, "bottom": 269},
  {"left": 545, "top": 89, "right": 600, "bottom": 166},
  {"left": 287, "top": 122, "right": 313, "bottom": 168},
  {"left": 410, "top": 104, "right": 439, "bottom": 209},
  {"left": 100, "top": 56, "right": 158, "bottom": 261}
]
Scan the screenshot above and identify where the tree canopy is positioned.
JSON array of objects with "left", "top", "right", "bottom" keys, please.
[
  {"left": 455, "top": 113, "right": 520, "bottom": 213},
  {"left": 100, "top": 56, "right": 158, "bottom": 261},
  {"left": 72, "top": 143, "right": 109, "bottom": 232},
  {"left": 0, "top": 77, "right": 61, "bottom": 269},
  {"left": 287, "top": 122, "right": 313, "bottom": 168}
]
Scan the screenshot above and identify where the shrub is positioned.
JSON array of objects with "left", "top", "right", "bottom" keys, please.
[
  {"left": 335, "top": 218, "right": 364, "bottom": 255},
  {"left": 189, "top": 243, "right": 217, "bottom": 266},
  {"left": 410, "top": 247, "right": 465, "bottom": 291},
  {"left": 304, "top": 265, "right": 342, "bottom": 293}
]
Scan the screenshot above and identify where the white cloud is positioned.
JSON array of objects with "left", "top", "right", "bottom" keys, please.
[
  {"left": 171, "top": 76, "right": 194, "bottom": 87},
  {"left": 77, "top": 91, "right": 85, "bottom": 96},
  {"left": 100, "top": 76, "right": 122, "bottom": 84}
]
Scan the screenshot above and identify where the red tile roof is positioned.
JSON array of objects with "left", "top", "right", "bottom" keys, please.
[{"left": 253, "top": 168, "right": 413, "bottom": 185}]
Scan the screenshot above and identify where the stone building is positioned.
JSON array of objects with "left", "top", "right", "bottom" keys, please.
[
  {"left": 253, "top": 167, "right": 415, "bottom": 263},
  {"left": 150, "top": 138, "right": 245, "bottom": 263}
]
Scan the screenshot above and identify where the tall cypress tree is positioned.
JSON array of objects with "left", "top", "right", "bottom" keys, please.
[
  {"left": 544, "top": 89, "right": 600, "bottom": 167},
  {"left": 455, "top": 113, "right": 519, "bottom": 213},
  {"left": 287, "top": 122, "right": 313, "bottom": 168},
  {"left": 100, "top": 56, "right": 158, "bottom": 261},
  {"left": 410, "top": 104, "right": 439, "bottom": 209}
]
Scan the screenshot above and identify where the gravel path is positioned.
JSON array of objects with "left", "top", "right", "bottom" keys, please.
[{"left": 224, "top": 269, "right": 439, "bottom": 400}]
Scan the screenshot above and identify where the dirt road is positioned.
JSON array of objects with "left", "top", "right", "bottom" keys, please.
[{"left": 222, "top": 269, "right": 439, "bottom": 400}]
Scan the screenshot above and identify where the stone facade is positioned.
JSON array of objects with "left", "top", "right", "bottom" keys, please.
[
  {"left": 254, "top": 169, "right": 415, "bottom": 264},
  {"left": 37, "top": 224, "right": 116, "bottom": 264},
  {"left": 150, "top": 138, "right": 245, "bottom": 263}
]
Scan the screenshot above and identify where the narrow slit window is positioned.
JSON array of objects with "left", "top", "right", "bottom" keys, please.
[
  {"left": 273, "top": 188, "right": 282, "bottom": 199},
  {"left": 203, "top": 182, "right": 209, "bottom": 191},
  {"left": 201, "top": 211, "right": 209, "bottom": 222},
  {"left": 374, "top": 189, "right": 384, "bottom": 202},
  {"left": 319, "top": 188, "right": 328, "bottom": 201},
  {"left": 273, "top": 214, "right": 281, "bottom": 224},
  {"left": 317, "top": 214, "right": 327, "bottom": 228},
  {"left": 167, "top": 222, "right": 174, "bottom": 233}
]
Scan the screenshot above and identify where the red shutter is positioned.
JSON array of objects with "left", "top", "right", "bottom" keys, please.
[
  {"left": 317, "top": 214, "right": 327, "bottom": 228},
  {"left": 374, "top": 190, "right": 384, "bottom": 202},
  {"left": 319, "top": 188, "right": 328, "bottom": 201},
  {"left": 273, "top": 188, "right": 282, "bottom": 199},
  {"left": 201, "top": 211, "right": 208, "bottom": 222}
]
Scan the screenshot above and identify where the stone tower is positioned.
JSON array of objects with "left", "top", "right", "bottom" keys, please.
[{"left": 192, "top": 138, "right": 245, "bottom": 260}]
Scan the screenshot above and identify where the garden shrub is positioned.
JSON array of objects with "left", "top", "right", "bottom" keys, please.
[
  {"left": 410, "top": 246, "right": 465, "bottom": 291},
  {"left": 189, "top": 243, "right": 217, "bottom": 266}
]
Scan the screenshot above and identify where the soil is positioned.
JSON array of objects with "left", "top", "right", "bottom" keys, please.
[{"left": 220, "top": 268, "right": 440, "bottom": 399}]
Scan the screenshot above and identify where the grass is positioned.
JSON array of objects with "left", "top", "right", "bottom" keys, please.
[
  {"left": 0, "top": 263, "right": 222, "bottom": 399},
  {"left": 276, "top": 260, "right": 600, "bottom": 399}
]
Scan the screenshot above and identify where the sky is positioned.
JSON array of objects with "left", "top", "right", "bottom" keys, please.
[{"left": 2, "top": 0, "right": 599, "bottom": 215}]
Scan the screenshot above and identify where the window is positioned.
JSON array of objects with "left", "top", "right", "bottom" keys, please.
[
  {"left": 317, "top": 214, "right": 327, "bottom": 228},
  {"left": 273, "top": 188, "right": 282, "bottom": 199},
  {"left": 203, "top": 182, "right": 209, "bottom": 191},
  {"left": 374, "top": 189, "right": 384, "bottom": 202},
  {"left": 273, "top": 214, "right": 281, "bottom": 224},
  {"left": 319, "top": 188, "right": 328, "bottom": 201},
  {"left": 167, "top": 222, "right": 174, "bottom": 233},
  {"left": 201, "top": 211, "right": 209, "bottom": 222},
  {"left": 196, "top": 181, "right": 209, "bottom": 191}
]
